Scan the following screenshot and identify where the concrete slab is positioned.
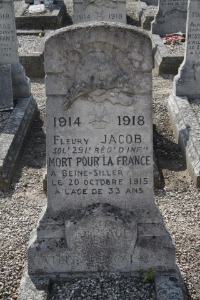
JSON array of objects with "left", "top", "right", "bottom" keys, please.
[
  {"left": 15, "top": 2, "right": 67, "bottom": 30},
  {"left": 152, "top": 34, "right": 184, "bottom": 75},
  {"left": 0, "top": 97, "right": 37, "bottom": 191},
  {"left": 167, "top": 94, "right": 200, "bottom": 187}
]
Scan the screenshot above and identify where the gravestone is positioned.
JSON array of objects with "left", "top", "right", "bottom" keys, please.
[
  {"left": 28, "top": 23, "right": 175, "bottom": 276},
  {"left": 73, "top": 0, "right": 126, "bottom": 24},
  {"left": 174, "top": 0, "right": 200, "bottom": 98},
  {"left": 0, "top": 64, "right": 13, "bottom": 111},
  {"left": 151, "top": 0, "right": 188, "bottom": 36},
  {"left": 0, "top": 0, "right": 30, "bottom": 104}
]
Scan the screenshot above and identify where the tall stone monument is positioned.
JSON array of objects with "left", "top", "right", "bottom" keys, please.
[
  {"left": 151, "top": 0, "right": 188, "bottom": 36},
  {"left": 174, "top": 0, "right": 200, "bottom": 98},
  {"left": 73, "top": 0, "right": 126, "bottom": 24},
  {"left": 28, "top": 23, "right": 175, "bottom": 277},
  {"left": 0, "top": 0, "right": 30, "bottom": 111}
]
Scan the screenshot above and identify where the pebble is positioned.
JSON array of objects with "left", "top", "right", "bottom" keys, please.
[{"left": 49, "top": 274, "right": 156, "bottom": 300}]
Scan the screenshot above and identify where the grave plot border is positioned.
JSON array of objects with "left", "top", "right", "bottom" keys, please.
[
  {"left": 167, "top": 95, "right": 200, "bottom": 187},
  {"left": 136, "top": 1, "right": 158, "bottom": 31},
  {"left": 17, "top": 30, "right": 46, "bottom": 78},
  {"left": 152, "top": 34, "right": 184, "bottom": 75},
  {"left": 18, "top": 265, "right": 186, "bottom": 300},
  {"left": 15, "top": 2, "right": 68, "bottom": 30},
  {"left": 0, "top": 97, "right": 37, "bottom": 191}
]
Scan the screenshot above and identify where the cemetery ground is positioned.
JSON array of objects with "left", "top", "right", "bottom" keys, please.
[{"left": 0, "top": 72, "right": 199, "bottom": 300}]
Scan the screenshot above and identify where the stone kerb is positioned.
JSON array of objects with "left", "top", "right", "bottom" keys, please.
[
  {"left": 0, "top": 64, "right": 13, "bottom": 111},
  {"left": 174, "top": 0, "right": 200, "bottom": 99},
  {"left": 73, "top": 0, "right": 126, "bottom": 24},
  {"left": 28, "top": 22, "right": 175, "bottom": 276},
  {"left": 0, "top": 0, "right": 30, "bottom": 99},
  {"left": 151, "top": 0, "right": 188, "bottom": 36},
  {"left": 167, "top": 0, "right": 200, "bottom": 187}
]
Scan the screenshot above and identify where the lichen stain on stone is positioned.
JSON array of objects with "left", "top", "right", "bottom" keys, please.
[{"left": 62, "top": 50, "right": 135, "bottom": 110}]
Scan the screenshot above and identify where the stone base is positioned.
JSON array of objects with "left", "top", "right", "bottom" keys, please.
[
  {"left": 0, "top": 96, "right": 37, "bottom": 191},
  {"left": 15, "top": 2, "right": 67, "bottom": 30},
  {"left": 155, "top": 271, "right": 187, "bottom": 300},
  {"left": 167, "top": 94, "right": 200, "bottom": 187},
  {"left": 136, "top": 2, "right": 157, "bottom": 30},
  {"left": 174, "top": 70, "right": 200, "bottom": 100},
  {"left": 18, "top": 266, "right": 186, "bottom": 300},
  {"left": 18, "top": 267, "right": 49, "bottom": 300},
  {"left": 27, "top": 202, "right": 175, "bottom": 276},
  {"left": 152, "top": 34, "right": 184, "bottom": 75}
]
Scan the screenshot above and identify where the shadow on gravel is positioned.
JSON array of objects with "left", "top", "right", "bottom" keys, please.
[
  {"left": 7, "top": 107, "right": 46, "bottom": 195},
  {"left": 153, "top": 125, "right": 186, "bottom": 172},
  {"left": 127, "top": 15, "right": 140, "bottom": 27}
]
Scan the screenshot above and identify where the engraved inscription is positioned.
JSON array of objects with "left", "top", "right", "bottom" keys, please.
[
  {"left": 0, "top": 1, "right": 18, "bottom": 63},
  {"left": 48, "top": 100, "right": 152, "bottom": 198}
]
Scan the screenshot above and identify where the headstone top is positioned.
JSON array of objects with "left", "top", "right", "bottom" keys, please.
[{"left": 73, "top": 0, "right": 126, "bottom": 24}]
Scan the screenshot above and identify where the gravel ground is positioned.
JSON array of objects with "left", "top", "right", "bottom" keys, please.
[
  {"left": 190, "top": 99, "right": 200, "bottom": 122},
  {"left": 144, "top": 6, "right": 158, "bottom": 17},
  {"left": 0, "top": 1, "right": 199, "bottom": 300},
  {"left": 18, "top": 35, "right": 45, "bottom": 54},
  {"left": 165, "top": 42, "right": 186, "bottom": 55},
  {"left": 50, "top": 274, "right": 156, "bottom": 300}
]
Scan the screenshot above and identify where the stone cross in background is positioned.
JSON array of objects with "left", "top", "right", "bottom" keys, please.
[
  {"left": 73, "top": 0, "right": 126, "bottom": 24},
  {"left": 28, "top": 23, "right": 175, "bottom": 277},
  {"left": 151, "top": 0, "right": 188, "bottom": 36},
  {"left": 0, "top": 0, "right": 30, "bottom": 111},
  {"left": 174, "top": 0, "right": 200, "bottom": 99}
]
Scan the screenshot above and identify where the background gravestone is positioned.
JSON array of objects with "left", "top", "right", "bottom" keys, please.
[
  {"left": 174, "top": 0, "right": 200, "bottom": 98},
  {"left": 0, "top": 0, "right": 30, "bottom": 101},
  {"left": 28, "top": 23, "right": 175, "bottom": 276},
  {"left": 73, "top": 0, "right": 126, "bottom": 24},
  {"left": 151, "top": 0, "right": 188, "bottom": 36}
]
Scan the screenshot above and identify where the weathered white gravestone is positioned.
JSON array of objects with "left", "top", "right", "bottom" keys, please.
[
  {"left": 174, "top": 0, "right": 200, "bottom": 98},
  {"left": 28, "top": 23, "right": 175, "bottom": 276},
  {"left": 151, "top": 0, "right": 188, "bottom": 36},
  {"left": 73, "top": 0, "right": 126, "bottom": 24},
  {"left": 0, "top": 0, "right": 30, "bottom": 111}
]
